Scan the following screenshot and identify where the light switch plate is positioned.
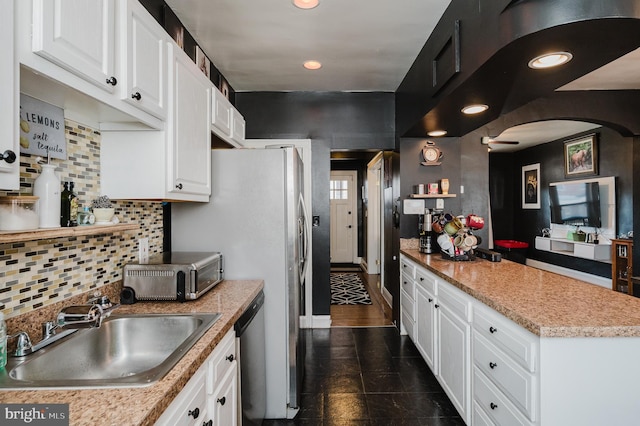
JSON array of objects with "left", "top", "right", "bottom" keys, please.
[
  {"left": 138, "top": 238, "right": 149, "bottom": 263},
  {"left": 403, "top": 199, "right": 425, "bottom": 214}
]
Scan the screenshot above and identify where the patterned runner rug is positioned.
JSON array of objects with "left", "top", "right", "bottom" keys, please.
[{"left": 330, "top": 272, "right": 372, "bottom": 305}]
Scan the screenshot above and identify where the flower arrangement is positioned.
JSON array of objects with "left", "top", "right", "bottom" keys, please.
[{"left": 91, "top": 195, "right": 113, "bottom": 209}]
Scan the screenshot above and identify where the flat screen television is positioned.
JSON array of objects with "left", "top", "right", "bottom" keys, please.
[{"left": 549, "top": 181, "right": 601, "bottom": 227}]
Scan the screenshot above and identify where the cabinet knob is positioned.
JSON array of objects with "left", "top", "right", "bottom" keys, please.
[
  {"left": 490, "top": 402, "right": 498, "bottom": 410},
  {"left": 428, "top": 298, "right": 433, "bottom": 303},
  {"left": 131, "top": 92, "right": 142, "bottom": 101},
  {"left": 489, "top": 362, "right": 497, "bottom": 369},
  {"left": 434, "top": 304, "right": 439, "bottom": 309},
  {"left": 226, "top": 354, "right": 234, "bottom": 362},
  {"left": 217, "top": 396, "right": 226, "bottom": 406},
  {"left": 489, "top": 326, "right": 498, "bottom": 334},
  {"left": 203, "top": 420, "right": 212, "bottom": 426},
  {"left": 176, "top": 183, "right": 183, "bottom": 190},
  {"left": 419, "top": 277, "right": 424, "bottom": 281},
  {"left": 0, "top": 150, "right": 16, "bottom": 164},
  {"left": 188, "top": 407, "right": 200, "bottom": 419},
  {"left": 105, "top": 76, "right": 117, "bottom": 86}
]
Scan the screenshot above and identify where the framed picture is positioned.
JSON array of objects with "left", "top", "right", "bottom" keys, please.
[
  {"left": 564, "top": 134, "right": 598, "bottom": 178},
  {"left": 522, "top": 163, "right": 540, "bottom": 209},
  {"left": 163, "top": 6, "right": 184, "bottom": 49},
  {"left": 195, "top": 46, "right": 210, "bottom": 78},
  {"left": 219, "top": 76, "right": 230, "bottom": 100}
]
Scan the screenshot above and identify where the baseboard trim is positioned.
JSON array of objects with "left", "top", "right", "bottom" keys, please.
[
  {"left": 526, "top": 259, "right": 611, "bottom": 289},
  {"left": 300, "top": 315, "right": 332, "bottom": 329}
]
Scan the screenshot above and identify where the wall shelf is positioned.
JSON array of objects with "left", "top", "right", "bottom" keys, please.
[
  {"left": 409, "top": 194, "right": 457, "bottom": 199},
  {"left": 0, "top": 223, "right": 140, "bottom": 244},
  {"left": 535, "top": 236, "right": 611, "bottom": 263}
]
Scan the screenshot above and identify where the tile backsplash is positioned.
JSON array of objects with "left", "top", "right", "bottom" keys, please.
[{"left": 0, "top": 119, "right": 163, "bottom": 318}]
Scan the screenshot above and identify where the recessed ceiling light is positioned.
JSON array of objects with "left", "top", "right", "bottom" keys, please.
[
  {"left": 427, "top": 130, "right": 447, "bottom": 137},
  {"left": 303, "top": 60, "right": 322, "bottom": 70},
  {"left": 461, "top": 104, "right": 489, "bottom": 115},
  {"left": 528, "top": 52, "right": 573, "bottom": 69},
  {"left": 293, "top": 0, "right": 319, "bottom": 9}
]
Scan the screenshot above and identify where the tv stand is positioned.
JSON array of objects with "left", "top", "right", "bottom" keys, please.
[{"left": 535, "top": 236, "right": 611, "bottom": 263}]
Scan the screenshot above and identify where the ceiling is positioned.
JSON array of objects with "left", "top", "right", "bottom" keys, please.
[
  {"left": 164, "top": 0, "right": 451, "bottom": 92},
  {"left": 165, "top": 1, "right": 640, "bottom": 150}
]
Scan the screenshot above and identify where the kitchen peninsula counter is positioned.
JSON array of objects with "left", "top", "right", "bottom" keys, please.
[
  {"left": 0, "top": 280, "right": 263, "bottom": 426},
  {"left": 402, "top": 248, "right": 640, "bottom": 338}
]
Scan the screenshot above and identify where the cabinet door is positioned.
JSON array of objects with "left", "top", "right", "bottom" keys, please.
[
  {"left": 32, "top": 0, "right": 116, "bottom": 92},
  {"left": 169, "top": 44, "right": 212, "bottom": 198},
  {"left": 210, "top": 361, "right": 238, "bottom": 426},
  {"left": 121, "top": 0, "right": 167, "bottom": 119},
  {"left": 212, "top": 87, "right": 232, "bottom": 138},
  {"left": 156, "top": 368, "right": 209, "bottom": 426},
  {"left": 0, "top": 0, "right": 19, "bottom": 190},
  {"left": 231, "top": 108, "right": 246, "bottom": 146},
  {"left": 415, "top": 285, "right": 437, "bottom": 372},
  {"left": 437, "top": 303, "right": 471, "bottom": 423}
]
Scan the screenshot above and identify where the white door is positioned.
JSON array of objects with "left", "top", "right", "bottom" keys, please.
[
  {"left": 32, "top": 0, "right": 116, "bottom": 92},
  {"left": 330, "top": 171, "right": 356, "bottom": 263},
  {"left": 366, "top": 153, "right": 383, "bottom": 274}
]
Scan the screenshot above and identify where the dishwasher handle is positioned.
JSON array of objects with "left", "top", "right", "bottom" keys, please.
[{"left": 234, "top": 291, "right": 265, "bottom": 336}]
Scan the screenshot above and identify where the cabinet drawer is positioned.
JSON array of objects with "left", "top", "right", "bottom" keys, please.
[
  {"left": 473, "top": 401, "right": 496, "bottom": 426},
  {"left": 474, "top": 303, "right": 538, "bottom": 373},
  {"left": 401, "top": 272, "right": 415, "bottom": 300},
  {"left": 437, "top": 281, "right": 471, "bottom": 322},
  {"left": 474, "top": 333, "right": 537, "bottom": 420},
  {"left": 400, "top": 257, "right": 416, "bottom": 278},
  {"left": 156, "top": 368, "right": 208, "bottom": 426},
  {"left": 473, "top": 368, "right": 532, "bottom": 426},
  {"left": 207, "top": 329, "right": 236, "bottom": 393},
  {"left": 415, "top": 268, "right": 436, "bottom": 294}
]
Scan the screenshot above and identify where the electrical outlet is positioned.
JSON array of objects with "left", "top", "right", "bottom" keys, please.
[
  {"left": 138, "top": 238, "right": 149, "bottom": 263},
  {"left": 436, "top": 198, "right": 445, "bottom": 209}
]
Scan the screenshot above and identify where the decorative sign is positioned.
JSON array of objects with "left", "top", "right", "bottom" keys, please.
[{"left": 19, "top": 94, "right": 67, "bottom": 160}]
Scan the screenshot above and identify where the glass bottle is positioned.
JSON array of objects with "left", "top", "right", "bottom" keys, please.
[{"left": 69, "top": 182, "right": 78, "bottom": 227}]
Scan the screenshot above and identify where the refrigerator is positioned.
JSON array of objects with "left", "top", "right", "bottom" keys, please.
[{"left": 171, "top": 147, "right": 309, "bottom": 420}]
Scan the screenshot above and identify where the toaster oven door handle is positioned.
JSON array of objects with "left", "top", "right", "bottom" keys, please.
[{"left": 177, "top": 271, "right": 186, "bottom": 302}]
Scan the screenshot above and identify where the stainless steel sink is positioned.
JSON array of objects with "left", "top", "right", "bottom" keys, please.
[{"left": 0, "top": 313, "right": 221, "bottom": 389}]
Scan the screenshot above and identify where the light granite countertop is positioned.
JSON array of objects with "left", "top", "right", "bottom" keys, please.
[
  {"left": 0, "top": 279, "right": 263, "bottom": 426},
  {"left": 401, "top": 249, "right": 640, "bottom": 338}
]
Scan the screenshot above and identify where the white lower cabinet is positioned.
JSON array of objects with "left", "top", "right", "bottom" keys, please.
[
  {"left": 414, "top": 277, "right": 437, "bottom": 372},
  {"left": 435, "top": 281, "right": 472, "bottom": 424},
  {"left": 156, "top": 329, "right": 238, "bottom": 426}
]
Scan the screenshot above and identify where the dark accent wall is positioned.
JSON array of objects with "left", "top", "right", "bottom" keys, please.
[
  {"left": 396, "top": 0, "right": 640, "bottom": 138},
  {"left": 490, "top": 126, "right": 633, "bottom": 277},
  {"left": 236, "top": 92, "right": 395, "bottom": 316}
]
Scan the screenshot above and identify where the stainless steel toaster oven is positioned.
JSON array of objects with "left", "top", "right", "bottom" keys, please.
[{"left": 121, "top": 252, "right": 223, "bottom": 304}]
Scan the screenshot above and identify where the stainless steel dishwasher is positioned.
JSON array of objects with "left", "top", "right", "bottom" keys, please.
[{"left": 235, "top": 290, "right": 266, "bottom": 425}]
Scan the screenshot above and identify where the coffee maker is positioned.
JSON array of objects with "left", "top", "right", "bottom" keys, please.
[{"left": 419, "top": 208, "right": 435, "bottom": 253}]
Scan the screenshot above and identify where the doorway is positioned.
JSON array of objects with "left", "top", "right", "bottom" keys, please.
[{"left": 330, "top": 151, "right": 392, "bottom": 327}]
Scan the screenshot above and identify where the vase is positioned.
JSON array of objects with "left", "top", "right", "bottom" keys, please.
[
  {"left": 33, "top": 164, "right": 61, "bottom": 228},
  {"left": 92, "top": 208, "right": 115, "bottom": 224}
]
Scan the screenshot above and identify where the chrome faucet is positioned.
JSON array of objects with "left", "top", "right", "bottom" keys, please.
[{"left": 10, "top": 293, "right": 119, "bottom": 357}]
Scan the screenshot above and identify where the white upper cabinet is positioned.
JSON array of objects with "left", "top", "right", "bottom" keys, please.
[
  {"left": 119, "top": 0, "right": 167, "bottom": 119},
  {"left": 212, "top": 87, "right": 232, "bottom": 138},
  {"left": 0, "top": 0, "right": 19, "bottom": 190},
  {"left": 168, "top": 43, "right": 212, "bottom": 198},
  {"left": 212, "top": 86, "right": 245, "bottom": 147},
  {"left": 32, "top": 0, "right": 117, "bottom": 93}
]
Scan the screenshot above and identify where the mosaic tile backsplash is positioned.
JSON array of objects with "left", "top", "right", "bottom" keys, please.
[{"left": 0, "top": 119, "right": 163, "bottom": 318}]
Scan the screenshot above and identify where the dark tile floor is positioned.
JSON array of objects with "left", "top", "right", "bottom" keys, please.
[{"left": 264, "top": 327, "right": 465, "bottom": 425}]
